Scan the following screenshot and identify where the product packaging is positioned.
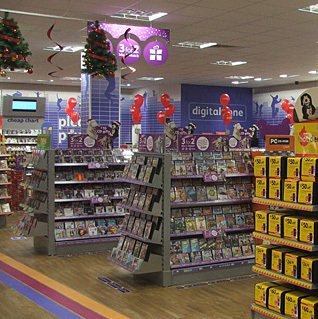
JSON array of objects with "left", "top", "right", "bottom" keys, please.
[
  {"left": 254, "top": 281, "right": 279, "bottom": 308},
  {"left": 301, "top": 256, "right": 318, "bottom": 283},
  {"left": 254, "top": 210, "right": 269, "bottom": 233},
  {"left": 268, "top": 285, "right": 293, "bottom": 313},
  {"left": 284, "top": 291, "right": 309, "bottom": 319},
  {"left": 268, "top": 178, "right": 282, "bottom": 200},
  {"left": 299, "top": 219, "right": 318, "bottom": 244},
  {"left": 284, "top": 216, "right": 302, "bottom": 241},
  {"left": 268, "top": 212, "right": 291, "bottom": 237},
  {"left": 255, "top": 177, "right": 268, "bottom": 198},
  {"left": 254, "top": 156, "right": 269, "bottom": 178},
  {"left": 268, "top": 156, "right": 287, "bottom": 179},
  {"left": 287, "top": 157, "right": 302, "bottom": 179},
  {"left": 255, "top": 244, "right": 277, "bottom": 269},
  {"left": 298, "top": 181, "right": 318, "bottom": 205},
  {"left": 284, "top": 251, "right": 309, "bottom": 278},
  {"left": 301, "top": 158, "right": 318, "bottom": 182},
  {"left": 283, "top": 180, "right": 298, "bottom": 203},
  {"left": 300, "top": 296, "right": 318, "bottom": 319},
  {"left": 271, "top": 247, "right": 295, "bottom": 273}
]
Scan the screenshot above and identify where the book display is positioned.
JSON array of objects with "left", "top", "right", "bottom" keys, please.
[
  {"left": 110, "top": 147, "right": 255, "bottom": 286},
  {"left": 16, "top": 149, "right": 130, "bottom": 255},
  {"left": 0, "top": 152, "right": 13, "bottom": 227},
  {"left": 251, "top": 155, "right": 318, "bottom": 319}
]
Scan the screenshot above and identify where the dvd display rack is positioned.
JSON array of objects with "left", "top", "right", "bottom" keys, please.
[
  {"left": 0, "top": 152, "right": 13, "bottom": 227},
  {"left": 110, "top": 148, "right": 255, "bottom": 286},
  {"left": 17, "top": 149, "right": 130, "bottom": 255}
]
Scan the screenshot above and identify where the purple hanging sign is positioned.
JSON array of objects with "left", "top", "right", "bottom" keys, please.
[
  {"left": 143, "top": 41, "right": 168, "bottom": 66},
  {"left": 116, "top": 39, "right": 141, "bottom": 64}
]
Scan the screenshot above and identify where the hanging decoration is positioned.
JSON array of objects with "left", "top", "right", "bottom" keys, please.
[
  {"left": 47, "top": 23, "right": 64, "bottom": 77},
  {"left": 64, "top": 97, "right": 80, "bottom": 123},
  {"left": 220, "top": 93, "right": 232, "bottom": 126},
  {"left": 82, "top": 20, "right": 117, "bottom": 78},
  {"left": 0, "top": 12, "right": 33, "bottom": 74},
  {"left": 281, "top": 98, "right": 294, "bottom": 124},
  {"left": 157, "top": 111, "right": 166, "bottom": 125},
  {"left": 130, "top": 94, "right": 143, "bottom": 124},
  {"left": 121, "top": 28, "right": 136, "bottom": 80},
  {"left": 157, "top": 93, "right": 176, "bottom": 124}
]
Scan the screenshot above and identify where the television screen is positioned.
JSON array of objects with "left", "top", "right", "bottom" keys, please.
[{"left": 12, "top": 99, "right": 37, "bottom": 112}]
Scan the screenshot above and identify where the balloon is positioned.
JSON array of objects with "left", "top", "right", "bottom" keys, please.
[
  {"left": 220, "top": 93, "right": 230, "bottom": 107},
  {"left": 132, "top": 112, "right": 142, "bottom": 124},
  {"left": 134, "top": 94, "right": 144, "bottom": 108},
  {"left": 281, "top": 99, "right": 290, "bottom": 113},
  {"left": 287, "top": 113, "right": 294, "bottom": 124},
  {"left": 223, "top": 110, "right": 233, "bottom": 126},
  {"left": 160, "top": 93, "right": 170, "bottom": 108},
  {"left": 130, "top": 105, "right": 137, "bottom": 114},
  {"left": 165, "top": 104, "right": 175, "bottom": 117},
  {"left": 65, "top": 105, "right": 73, "bottom": 116},
  {"left": 157, "top": 111, "right": 166, "bottom": 125},
  {"left": 221, "top": 106, "right": 231, "bottom": 116},
  {"left": 71, "top": 112, "right": 81, "bottom": 123},
  {"left": 68, "top": 97, "right": 77, "bottom": 110}
]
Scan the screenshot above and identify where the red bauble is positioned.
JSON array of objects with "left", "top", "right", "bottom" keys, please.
[
  {"left": 27, "top": 68, "right": 33, "bottom": 74},
  {"left": 13, "top": 29, "right": 17, "bottom": 33}
]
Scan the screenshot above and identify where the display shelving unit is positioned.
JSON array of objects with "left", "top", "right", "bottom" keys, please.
[
  {"left": 111, "top": 148, "right": 255, "bottom": 286},
  {"left": 18, "top": 149, "right": 129, "bottom": 255},
  {"left": 251, "top": 197, "right": 318, "bottom": 318}
]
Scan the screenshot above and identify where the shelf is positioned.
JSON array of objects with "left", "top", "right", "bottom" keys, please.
[
  {"left": 54, "top": 179, "right": 122, "bottom": 185},
  {"left": 0, "top": 196, "right": 11, "bottom": 200},
  {"left": 117, "top": 178, "right": 162, "bottom": 189},
  {"left": 55, "top": 234, "right": 120, "bottom": 246},
  {"left": 55, "top": 163, "right": 88, "bottom": 167},
  {"left": 171, "top": 173, "right": 253, "bottom": 180},
  {"left": 55, "top": 198, "right": 91, "bottom": 203},
  {"left": 251, "top": 304, "right": 289, "bottom": 319},
  {"left": 121, "top": 231, "right": 162, "bottom": 245},
  {"left": 55, "top": 213, "right": 125, "bottom": 221},
  {"left": 0, "top": 169, "right": 11, "bottom": 172},
  {"left": 90, "top": 196, "right": 124, "bottom": 204},
  {"left": 55, "top": 233, "right": 120, "bottom": 242},
  {"left": 252, "top": 266, "right": 318, "bottom": 290},
  {"left": 225, "top": 226, "right": 254, "bottom": 233},
  {"left": 252, "top": 197, "right": 318, "bottom": 212},
  {"left": 171, "top": 231, "right": 203, "bottom": 238},
  {"left": 3, "top": 134, "right": 38, "bottom": 137},
  {"left": 171, "top": 198, "right": 251, "bottom": 208},
  {"left": 225, "top": 173, "right": 254, "bottom": 178},
  {"left": 0, "top": 154, "right": 11, "bottom": 157},
  {"left": 253, "top": 232, "right": 318, "bottom": 251},
  {"left": 88, "top": 162, "right": 127, "bottom": 168},
  {"left": 5, "top": 142, "right": 37, "bottom": 145},
  {"left": 118, "top": 204, "right": 162, "bottom": 217},
  {"left": 172, "top": 255, "right": 255, "bottom": 273}
]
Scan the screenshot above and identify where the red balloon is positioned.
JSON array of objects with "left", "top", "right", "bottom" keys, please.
[
  {"left": 220, "top": 93, "right": 230, "bottom": 107},
  {"left": 130, "top": 105, "right": 137, "bottom": 114},
  {"left": 160, "top": 93, "right": 170, "bottom": 108},
  {"left": 134, "top": 94, "right": 144, "bottom": 108},
  {"left": 223, "top": 110, "right": 233, "bottom": 126},
  {"left": 65, "top": 105, "right": 73, "bottom": 116},
  {"left": 157, "top": 111, "right": 166, "bottom": 125},
  {"left": 287, "top": 113, "right": 294, "bottom": 124},
  {"left": 288, "top": 103, "right": 295, "bottom": 114},
  {"left": 281, "top": 99, "right": 290, "bottom": 113},
  {"left": 68, "top": 97, "right": 77, "bottom": 110},
  {"left": 221, "top": 106, "right": 231, "bottom": 116},
  {"left": 165, "top": 104, "right": 175, "bottom": 117},
  {"left": 71, "top": 112, "right": 80, "bottom": 123},
  {"left": 132, "top": 112, "right": 142, "bottom": 124}
]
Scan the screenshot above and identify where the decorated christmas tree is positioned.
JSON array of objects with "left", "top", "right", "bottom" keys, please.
[
  {"left": 82, "top": 20, "right": 117, "bottom": 78},
  {"left": 0, "top": 12, "right": 33, "bottom": 77}
]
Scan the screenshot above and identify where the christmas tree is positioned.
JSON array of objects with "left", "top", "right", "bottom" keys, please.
[
  {"left": 82, "top": 21, "right": 117, "bottom": 78},
  {"left": 0, "top": 12, "right": 33, "bottom": 76}
]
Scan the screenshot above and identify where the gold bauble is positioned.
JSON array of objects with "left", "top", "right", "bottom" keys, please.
[
  {"left": 0, "top": 70, "right": 7, "bottom": 77},
  {"left": 97, "top": 73, "right": 104, "bottom": 78}
]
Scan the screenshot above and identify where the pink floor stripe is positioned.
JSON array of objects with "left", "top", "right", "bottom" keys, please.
[{"left": 0, "top": 261, "right": 108, "bottom": 319}]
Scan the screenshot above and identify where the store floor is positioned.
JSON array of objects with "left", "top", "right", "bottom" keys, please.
[{"left": 0, "top": 215, "right": 260, "bottom": 319}]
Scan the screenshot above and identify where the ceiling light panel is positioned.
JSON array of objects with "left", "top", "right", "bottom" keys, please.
[
  {"left": 137, "top": 77, "right": 164, "bottom": 81},
  {"left": 225, "top": 75, "right": 254, "bottom": 80},
  {"left": 111, "top": 9, "right": 167, "bottom": 21},
  {"left": 173, "top": 41, "right": 217, "bottom": 49},
  {"left": 212, "top": 60, "right": 247, "bottom": 66},
  {"left": 43, "top": 46, "right": 84, "bottom": 53},
  {"left": 299, "top": 4, "right": 318, "bottom": 14}
]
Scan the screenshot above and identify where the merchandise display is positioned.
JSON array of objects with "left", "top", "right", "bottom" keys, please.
[{"left": 16, "top": 149, "right": 130, "bottom": 255}]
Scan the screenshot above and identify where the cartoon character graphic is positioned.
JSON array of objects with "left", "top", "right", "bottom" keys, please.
[{"left": 301, "top": 93, "right": 317, "bottom": 120}]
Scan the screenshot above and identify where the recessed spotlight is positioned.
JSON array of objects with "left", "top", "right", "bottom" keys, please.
[
  {"left": 121, "top": 83, "right": 131, "bottom": 87},
  {"left": 309, "top": 70, "right": 318, "bottom": 74},
  {"left": 43, "top": 46, "right": 84, "bottom": 53},
  {"left": 212, "top": 60, "right": 247, "bottom": 66},
  {"left": 137, "top": 77, "right": 164, "bottom": 81},
  {"left": 111, "top": 9, "right": 167, "bottom": 21},
  {"left": 226, "top": 75, "right": 254, "bottom": 80},
  {"left": 232, "top": 81, "right": 248, "bottom": 85},
  {"left": 173, "top": 41, "right": 217, "bottom": 49}
]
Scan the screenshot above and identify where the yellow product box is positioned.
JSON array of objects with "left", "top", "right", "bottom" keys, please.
[
  {"left": 285, "top": 291, "right": 309, "bottom": 319},
  {"left": 284, "top": 251, "right": 309, "bottom": 278},
  {"left": 268, "top": 178, "right": 282, "bottom": 200},
  {"left": 254, "top": 281, "right": 280, "bottom": 308},
  {"left": 254, "top": 156, "right": 268, "bottom": 178},
  {"left": 255, "top": 245, "right": 277, "bottom": 269},
  {"left": 301, "top": 256, "right": 318, "bottom": 283},
  {"left": 300, "top": 296, "right": 318, "bottom": 319},
  {"left": 298, "top": 181, "right": 318, "bottom": 205},
  {"left": 283, "top": 180, "right": 298, "bottom": 203},
  {"left": 283, "top": 216, "right": 301, "bottom": 241},
  {"left": 268, "top": 212, "right": 290, "bottom": 237},
  {"left": 268, "top": 156, "right": 287, "bottom": 179},
  {"left": 255, "top": 178, "right": 268, "bottom": 198},
  {"left": 268, "top": 285, "right": 293, "bottom": 313},
  {"left": 301, "top": 157, "right": 318, "bottom": 182},
  {"left": 299, "top": 219, "right": 318, "bottom": 244},
  {"left": 271, "top": 247, "right": 295, "bottom": 273},
  {"left": 287, "top": 157, "right": 302, "bottom": 179},
  {"left": 254, "top": 210, "right": 269, "bottom": 234}
]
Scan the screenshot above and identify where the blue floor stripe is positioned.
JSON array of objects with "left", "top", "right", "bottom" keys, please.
[{"left": 0, "top": 270, "right": 82, "bottom": 319}]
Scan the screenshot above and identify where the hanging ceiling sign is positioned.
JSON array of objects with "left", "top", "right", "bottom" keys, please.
[{"left": 87, "top": 22, "right": 170, "bottom": 66}]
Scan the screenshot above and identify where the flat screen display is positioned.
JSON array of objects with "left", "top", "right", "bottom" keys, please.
[{"left": 12, "top": 99, "right": 37, "bottom": 112}]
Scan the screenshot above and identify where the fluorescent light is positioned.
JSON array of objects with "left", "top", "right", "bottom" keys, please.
[
  {"left": 309, "top": 70, "right": 318, "bottom": 74},
  {"left": 225, "top": 75, "right": 254, "bottom": 80},
  {"left": 299, "top": 4, "right": 318, "bottom": 14},
  {"left": 232, "top": 81, "right": 248, "bottom": 85},
  {"left": 43, "top": 46, "right": 84, "bottom": 53},
  {"left": 7, "top": 77, "right": 10, "bottom": 80},
  {"left": 121, "top": 83, "right": 131, "bottom": 87},
  {"left": 111, "top": 9, "right": 167, "bottom": 22},
  {"left": 280, "top": 74, "right": 288, "bottom": 78},
  {"left": 279, "top": 74, "right": 299, "bottom": 78},
  {"left": 61, "top": 77, "right": 81, "bottom": 81},
  {"left": 6, "top": 69, "right": 28, "bottom": 73},
  {"left": 137, "top": 77, "right": 164, "bottom": 81},
  {"left": 173, "top": 41, "right": 217, "bottom": 49},
  {"left": 50, "top": 79, "right": 54, "bottom": 82},
  {"left": 254, "top": 77, "right": 272, "bottom": 82},
  {"left": 212, "top": 60, "right": 247, "bottom": 66}
]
